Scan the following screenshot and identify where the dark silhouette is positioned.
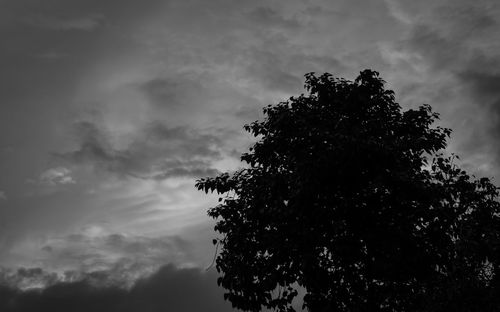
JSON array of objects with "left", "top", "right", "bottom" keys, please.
[{"left": 196, "top": 70, "right": 500, "bottom": 312}]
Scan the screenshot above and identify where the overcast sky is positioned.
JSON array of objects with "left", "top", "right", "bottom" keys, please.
[{"left": 1, "top": 0, "right": 499, "bottom": 311}]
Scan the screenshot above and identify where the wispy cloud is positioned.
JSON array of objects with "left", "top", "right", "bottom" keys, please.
[
  {"left": 39, "top": 167, "right": 76, "bottom": 186},
  {"left": 56, "top": 121, "right": 222, "bottom": 180}
]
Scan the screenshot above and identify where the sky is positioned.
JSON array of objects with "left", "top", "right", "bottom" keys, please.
[{"left": 0, "top": 0, "right": 499, "bottom": 311}]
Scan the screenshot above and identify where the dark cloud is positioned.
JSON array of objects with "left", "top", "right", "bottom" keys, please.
[
  {"left": 400, "top": 1, "right": 499, "bottom": 76},
  {"left": 455, "top": 69, "right": 500, "bottom": 168},
  {"left": 145, "top": 162, "right": 220, "bottom": 181},
  {"left": 396, "top": 1, "right": 500, "bottom": 178},
  {"left": 243, "top": 49, "right": 304, "bottom": 93},
  {"left": 246, "top": 6, "right": 302, "bottom": 30},
  {"left": 434, "top": 3, "right": 497, "bottom": 35},
  {"left": 236, "top": 47, "right": 344, "bottom": 94},
  {"left": 0, "top": 230, "right": 206, "bottom": 290},
  {"left": 0, "top": 267, "right": 60, "bottom": 291},
  {"left": 404, "top": 25, "right": 460, "bottom": 71},
  {"left": 0, "top": 264, "right": 234, "bottom": 312},
  {"left": 140, "top": 76, "right": 207, "bottom": 110},
  {"left": 459, "top": 71, "right": 500, "bottom": 99},
  {"left": 137, "top": 73, "right": 264, "bottom": 130},
  {"left": 56, "top": 121, "right": 222, "bottom": 180}
]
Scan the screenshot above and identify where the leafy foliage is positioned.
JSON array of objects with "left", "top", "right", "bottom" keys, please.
[{"left": 196, "top": 70, "right": 500, "bottom": 312}]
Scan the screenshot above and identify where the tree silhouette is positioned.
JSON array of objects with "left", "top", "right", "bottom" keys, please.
[{"left": 196, "top": 70, "right": 500, "bottom": 312}]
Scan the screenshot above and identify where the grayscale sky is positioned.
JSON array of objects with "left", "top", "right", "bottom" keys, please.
[{"left": 0, "top": 0, "right": 499, "bottom": 311}]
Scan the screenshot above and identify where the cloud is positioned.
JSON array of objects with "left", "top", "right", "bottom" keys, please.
[
  {"left": 383, "top": 0, "right": 414, "bottom": 24},
  {"left": 387, "top": 0, "right": 500, "bottom": 178},
  {"left": 0, "top": 267, "right": 60, "bottom": 291},
  {"left": 0, "top": 191, "right": 6, "bottom": 200},
  {"left": 246, "top": 6, "right": 302, "bottom": 30},
  {"left": 455, "top": 69, "right": 500, "bottom": 171},
  {"left": 39, "top": 167, "right": 76, "bottom": 186},
  {"left": 241, "top": 49, "right": 304, "bottom": 93},
  {"left": 140, "top": 76, "right": 207, "bottom": 110},
  {"left": 56, "top": 121, "right": 222, "bottom": 180},
  {"left": 0, "top": 226, "right": 201, "bottom": 290},
  {"left": 23, "top": 14, "right": 105, "bottom": 31},
  {"left": 0, "top": 264, "right": 235, "bottom": 312},
  {"left": 2, "top": 4, "right": 498, "bottom": 308}
]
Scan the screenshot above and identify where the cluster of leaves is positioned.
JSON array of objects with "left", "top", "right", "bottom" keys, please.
[{"left": 196, "top": 70, "right": 500, "bottom": 312}]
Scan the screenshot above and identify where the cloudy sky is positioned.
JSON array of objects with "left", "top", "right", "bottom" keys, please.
[{"left": 0, "top": 0, "right": 499, "bottom": 310}]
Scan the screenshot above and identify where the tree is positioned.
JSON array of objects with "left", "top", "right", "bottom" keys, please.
[{"left": 196, "top": 70, "right": 500, "bottom": 312}]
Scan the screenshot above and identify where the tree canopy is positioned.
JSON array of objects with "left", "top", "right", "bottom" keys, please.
[{"left": 196, "top": 70, "right": 500, "bottom": 312}]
